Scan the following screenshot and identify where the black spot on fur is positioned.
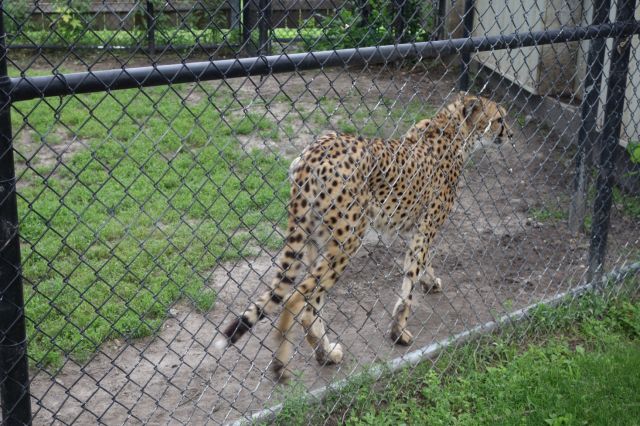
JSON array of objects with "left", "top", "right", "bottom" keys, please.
[
  {"left": 270, "top": 292, "right": 284, "bottom": 304},
  {"left": 223, "top": 315, "right": 253, "bottom": 344},
  {"left": 289, "top": 234, "right": 303, "bottom": 243},
  {"left": 278, "top": 274, "right": 295, "bottom": 285}
]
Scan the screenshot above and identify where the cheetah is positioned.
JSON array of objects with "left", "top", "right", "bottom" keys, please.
[{"left": 218, "top": 93, "right": 513, "bottom": 378}]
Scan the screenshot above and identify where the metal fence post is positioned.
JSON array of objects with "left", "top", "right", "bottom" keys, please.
[
  {"left": 146, "top": 0, "right": 156, "bottom": 55},
  {"left": 458, "top": 0, "right": 475, "bottom": 90},
  {"left": 568, "top": 0, "right": 611, "bottom": 234},
  {"left": 257, "top": 0, "right": 271, "bottom": 56},
  {"left": 0, "top": 6, "right": 33, "bottom": 426},
  {"left": 358, "top": 0, "right": 371, "bottom": 28},
  {"left": 435, "top": 0, "right": 447, "bottom": 40},
  {"left": 587, "top": 0, "right": 637, "bottom": 281},
  {"left": 393, "top": 0, "right": 408, "bottom": 44},
  {"left": 242, "top": 0, "right": 258, "bottom": 56},
  {"left": 229, "top": 0, "right": 242, "bottom": 32}
]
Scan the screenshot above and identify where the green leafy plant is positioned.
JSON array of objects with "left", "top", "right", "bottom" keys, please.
[
  {"left": 627, "top": 141, "right": 640, "bottom": 164},
  {"left": 5, "top": 1, "right": 41, "bottom": 33},
  {"left": 50, "top": 5, "right": 86, "bottom": 41},
  {"left": 311, "top": 0, "right": 434, "bottom": 50}
]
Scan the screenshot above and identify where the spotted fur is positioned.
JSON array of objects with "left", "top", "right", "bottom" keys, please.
[{"left": 219, "top": 94, "right": 512, "bottom": 378}]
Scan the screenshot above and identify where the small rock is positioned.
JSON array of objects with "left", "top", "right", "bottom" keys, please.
[
  {"left": 524, "top": 114, "right": 534, "bottom": 125},
  {"left": 526, "top": 217, "right": 533, "bottom": 226},
  {"left": 169, "top": 308, "right": 179, "bottom": 317}
]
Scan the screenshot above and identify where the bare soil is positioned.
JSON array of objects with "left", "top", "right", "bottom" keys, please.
[
  {"left": 27, "top": 65, "right": 640, "bottom": 425},
  {"left": 15, "top": 129, "right": 89, "bottom": 188}
]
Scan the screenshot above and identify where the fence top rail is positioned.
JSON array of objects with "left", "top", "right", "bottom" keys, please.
[{"left": 6, "top": 20, "right": 640, "bottom": 102}]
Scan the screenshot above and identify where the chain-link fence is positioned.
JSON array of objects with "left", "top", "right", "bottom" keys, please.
[{"left": 1, "top": 0, "right": 639, "bottom": 424}]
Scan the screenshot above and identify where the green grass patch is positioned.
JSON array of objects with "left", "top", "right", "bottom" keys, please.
[
  {"left": 582, "top": 184, "right": 640, "bottom": 231},
  {"left": 13, "top": 83, "right": 290, "bottom": 368},
  {"left": 529, "top": 206, "right": 568, "bottom": 222},
  {"left": 274, "top": 284, "right": 640, "bottom": 425},
  {"left": 318, "top": 98, "right": 437, "bottom": 138},
  {"left": 614, "top": 187, "right": 640, "bottom": 219}
]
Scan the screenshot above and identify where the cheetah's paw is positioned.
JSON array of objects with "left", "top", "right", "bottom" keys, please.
[
  {"left": 421, "top": 277, "right": 443, "bottom": 294},
  {"left": 390, "top": 327, "right": 414, "bottom": 346},
  {"left": 315, "top": 343, "right": 344, "bottom": 365}
]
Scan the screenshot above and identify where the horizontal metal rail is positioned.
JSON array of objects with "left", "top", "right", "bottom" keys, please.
[{"left": 9, "top": 20, "right": 640, "bottom": 102}]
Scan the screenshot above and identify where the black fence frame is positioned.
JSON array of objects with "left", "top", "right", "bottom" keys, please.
[{"left": 1, "top": 0, "right": 639, "bottom": 422}]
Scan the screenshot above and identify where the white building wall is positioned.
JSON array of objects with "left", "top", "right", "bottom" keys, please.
[{"left": 471, "top": 0, "right": 638, "bottom": 145}]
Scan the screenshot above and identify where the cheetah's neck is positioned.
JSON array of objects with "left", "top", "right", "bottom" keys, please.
[{"left": 402, "top": 103, "right": 472, "bottom": 162}]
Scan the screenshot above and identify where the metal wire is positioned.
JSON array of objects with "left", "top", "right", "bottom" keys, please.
[{"left": 1, "top": 0, "right": 639, "bottom": 424}]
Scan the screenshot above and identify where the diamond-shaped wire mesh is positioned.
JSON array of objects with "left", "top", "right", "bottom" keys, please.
[{"left": 1, "top": 0, "right": 639, "bottom": 424}]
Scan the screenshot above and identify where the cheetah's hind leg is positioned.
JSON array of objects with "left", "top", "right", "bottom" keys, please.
[{"left": 420, "top": 265, "right": 443, "bottom": 294}]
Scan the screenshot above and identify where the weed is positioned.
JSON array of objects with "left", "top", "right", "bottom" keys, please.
[
  {"left": 613, "top": 187, "right": 640, "bottom": 219},
  {"left": 283, "top": 124, "right": 296, "bottom": 139},
  {"left": 529, "top": 206, "right": 568, "bottom": 222},
  {"left": 338, "top": 119, "right": 358, "bottom": 134}
]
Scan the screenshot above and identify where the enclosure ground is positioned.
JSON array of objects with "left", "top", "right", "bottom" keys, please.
[{"left": 18, "top": 64, "right": 640, "bottom": 424}]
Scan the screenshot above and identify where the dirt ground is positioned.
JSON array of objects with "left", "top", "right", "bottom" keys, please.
[{"left": 24, "top": 63, "right": 640, "bottom": 425}]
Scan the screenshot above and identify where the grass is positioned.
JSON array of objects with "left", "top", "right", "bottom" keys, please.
[
  {"left": 582, "top": 184, "right": 640, "bottom": 231},
  {"left": 529, "top": 206, "right": 568, "bottom": 222},
  {"left": 614, "top": 186, "right": 640, "bottom": 219},
  {"left": 12, "top": 81, "right": 291, "bottom": 368},
  {"left": 323, "top": 99, "right": 437, "bottom": 139},
  {"left": 515, "top": 113, "right": 527, "bottom": 127},
  {"left": 274, "top": 284, "right": 640, "bottom": 425},
  {"left": 531, "top": 181, "right": 640, "bottom": 231}
]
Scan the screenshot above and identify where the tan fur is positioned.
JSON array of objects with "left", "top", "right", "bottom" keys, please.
[{"left": 220, "top": 94, "right": 512, "bottom": 379}]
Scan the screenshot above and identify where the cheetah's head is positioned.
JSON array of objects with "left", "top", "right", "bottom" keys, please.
[{"left": 459, "top": 94, "right": 513, "bottom": 151}]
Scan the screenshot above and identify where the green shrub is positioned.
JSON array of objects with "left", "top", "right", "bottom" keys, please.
[{"left": 311, "top": 0, "right": 435, "bottom": 50}]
